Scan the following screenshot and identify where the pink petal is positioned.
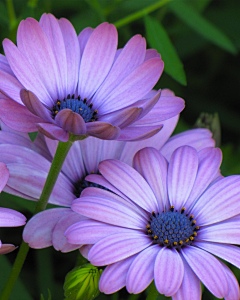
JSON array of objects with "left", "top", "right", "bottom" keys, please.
[
  {"left": 23, "top": 208, "right": 70, "bottom": 248},
  {"left": 0, "top": 98, "right": 42, "bottom": 132},
  {"left": 154, "top": 247, "right": 184, "bottom": 296},
  {"left": 37, "top": 123, "right": 69, "bottom": 142},
  {"left": 126, "top": 245, "right": 160, "bottom": 293},
  {"left": 55, "top": 109, "right": 87, "bottom": 135},
  {"left": 184, "top": 147, "right": 222, "bottom": 212},
  {"left": 160, "top": 128, "right": 215, "bottom": 161},
  {"left": 168, "top": 146, "right": 198, "bottom": 208},
  {"left": 97, "top": 58, "right": 164, "bottom": 114},
  {"left": 86, "top": 121, "right": 120, "bottom": 140},
  {"left": 133, "top": 147, "right": 168, "bottom": 212},
  {"left": 3, "top": 38, "right": 53, "bottom": 106},
  {"left": 172, "top": 254, "right": 201, "bottom": 300},
  {"left": 78, "top": 27, "right": 94, "bottom": 59},
  {"left": 119, "top": 115, "right": 178, "bottom": 166},
  {"left": 191, "top": 175, "right": 240, "bottom": 226},
  {"left": 0, "top": 69, "right": 23, "bottom": 103},
  {"left": 0, "top": 207, "right": 26, "bottom": 227},
  {"left": 17, "top": 18, "right": 61, "bottom": 101},
  {"left": 221, "top": 262, "right": 239, "bottom": 300},
  {"left": 117, "top": 124, "right": 163, "bottom": 141},
  {"left": 99, "top": 255, "right": 136, "bottom": 294},
  {"left": 99, "top": 159, "right": 159, "bottom": 212},
  {"left": 0, "top": 244, "right": 17, "bottom": 254},
  {"left": 182, "top": 246, "right": 229, "bottom": 298},
  {"left": 92, "top": 34, "right": 146, "bottom": 103},
  {"left": 88, "top": 232, "right": 152, "bottom": 266},
  {"left": 0, "top": 162, "right": 9, "bottom": 192},
  {"left": 78, "top": 23, "right": 118, "bottom": 100},
  {"left": 20, "top": 89, "right": 53, "bottom": 122}
]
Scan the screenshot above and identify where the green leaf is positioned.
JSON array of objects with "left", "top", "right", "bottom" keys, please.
[
  {"left": 168, "top": 1, "right": 237, "bottom": 54},
  {"left": 0, "top": 255, "right": 34, "bottom": 300},
  {"left": 144, "top": 15, "right": 187, "bottom": 85}
]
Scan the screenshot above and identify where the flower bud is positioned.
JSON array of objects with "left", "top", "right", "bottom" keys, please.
[
  {"left": 194, "top": 112, "right": 221, "bottom": 147},
  {"left": 64, "top": 264, "right": 102, "bottom": 300}
]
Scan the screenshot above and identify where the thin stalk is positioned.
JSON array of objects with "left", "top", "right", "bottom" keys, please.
[
  {"left": 114, "top": 0, "right": 173, "bottom": 28},
  {"left": 0, "top": 134, "right": 85, "bottom": 300}
]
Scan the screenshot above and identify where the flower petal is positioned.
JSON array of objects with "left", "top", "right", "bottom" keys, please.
[
  {"left": 184, "top": 147, "right": 222, "bottom": 212},
  {"left": 116, "top": 124, "right": 162, "bottom": 141},
  {"left": 221, "top": 262, "right": 239, "bottom": 300},
  {"left": 126, "top": 245, "right": 160, "bottom": 294},
  {"left": 0, "top": 69, "right": 23, "bottom": 103},
  {"left": 52, "top": 210, "right": 86, "bottom": 252},
  {"left": 72, "top": 193, "right": 146, "bottom": 229},
  {"left": 182, "top": 246, "right": 229, "bottom": 298},
  {"left": 0, "top": 244, "right": 17, "bottom": 254},
  {"left": 0, "top": 207, "right": 26, "bottom": 227},
  {"left": 133, "top": 147, "right": 168, "bottom": 211},
  {"left": 78, "top": 23, "right": 117, "bottom": 99},
  {"left": 66, "top": 219, "right": 133, "bottom": 245},
  {"left": 195, "top": 241, "right": 240, "bottom": 269},
  {"left": 88, "top": 232, "right": 152, "bottom": 266},
  {"left": 191, "top": 175, "right": 240, "bottom": 226},
  {"left": 160, "top": 128, "right": 215, "bottom": 161},
  {"left": 0, "top": 98, "right": 42, "bottom": 132},
  {"left": 0, "top": 162, "right": 9, "bottom": 192},
  {"left": 20, "top": 89, "right": 53, "bottom": 122},
  {"left": 97, "top": 57, "right": 164, "bottom": 114},
  {"left": 58, "top": 17, "right": 80, "bottom": 95},
  {"left": 37, "top": 123, "right": 69, "bottom": 142},
  {"left": 3, "top": 38, "right": 53, "bottom": 106},
  {"left": 154, "top": 247, "right": 184, "bottom": 296},
  {"left": 86, "top": 121, "right": 120, "bottom": 140},
  {"left": 98, "top": 107, "right": 142, "bottom": 129},
  {"left": 92, "top": 34, "right": 146, "bottom": 103},
  {"left": 99, "top": 159, "right": 159, "bottom": 212},
  {"left": 99, "top": 255, "right": 136, "bottom": 294},
  {"left": 168, "top": 146, "right": 198, "bottom": 208},
  {"left": 23, "top": 208, "right": 69, "bottom": 248},
  {"left": 17, "top": 18, "right": 61, "bottom": 101},
  {"left": 55, "top": 109, "right": 87, "bottom": 135},
  {"left": 172, "top": 254, "right": 201, "bottom": 300},
  {"left": 78, "top": 27, "right": 93, "bottom": 58},
  {"left": 119, "top": 115, "right": 178, "bottom": 166}
]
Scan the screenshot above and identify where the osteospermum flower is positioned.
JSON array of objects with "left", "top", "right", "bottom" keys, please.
[
  {"left": 0, "top": 162, "right": 26, "bottom": 254},
  {"left": 66, "top": 146, "right": 240, "bottom": 300},
  {"left": 0, "top": 13, "right": 184, "bottom": 141},
  {"left": 0, "top": 116, "right": 215, "bottom": 252}
]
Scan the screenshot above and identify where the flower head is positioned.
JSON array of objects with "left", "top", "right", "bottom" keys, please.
[
  {"left": 0, "top": 13, "right": 184, "bottom": 141},
  {"left": 0, "top": 162, "right": 26, "bottom": 254},
  {"left": 66, "top": 146, "right": 240, "bottom": 299},
  {"left": 0, "top": 118, "right": 214, "bottom": 253}
]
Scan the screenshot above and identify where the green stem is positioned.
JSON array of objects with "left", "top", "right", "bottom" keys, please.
[
  {"left": 0, "top": 134, "right": 83, "bottom": 300},
  {"left": 146, "top": 282, "right": 159, "bottom": 300},
  {"left": 6, "top": 0, "right": 16, "bottom": 29},
  {"left": 114, "top": 0, "right": 173, "bottom": 28}
]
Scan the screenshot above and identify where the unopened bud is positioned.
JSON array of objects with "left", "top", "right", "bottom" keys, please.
[
  {"left": 194, "top": 112, "right": 221, "bottom": 147},
  {"left": 64, "top": 264, "right": 102, "bottom": 300}
]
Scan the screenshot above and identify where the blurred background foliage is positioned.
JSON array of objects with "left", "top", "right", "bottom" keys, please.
[{"left": 0, "top": 0, "right": 239, "bottom": 299}]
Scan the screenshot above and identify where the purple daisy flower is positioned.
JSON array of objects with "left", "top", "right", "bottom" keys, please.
[
  {"left": 0, "top": 162, "right": 26, "bottom": 254},
  {"left": 0, "top": 13, "right": 184, "bottom": 141},
  {"left": 0, "top": 114, "right": 215, "bottom": 253},
  {"left": 66, "top": 146, "right": 240, "bottom": 299}
]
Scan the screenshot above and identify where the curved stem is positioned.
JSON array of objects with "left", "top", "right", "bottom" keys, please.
[
  {"left": 114, "top": 0, "right": 172, "bottom": 28},
  {"left": 0, "top": 134, "right": 83, "bottom": 300}
]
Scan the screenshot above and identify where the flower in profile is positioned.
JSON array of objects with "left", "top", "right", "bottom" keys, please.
[
  {"left": 0, "top": 116, "right": 215, "bottom": 253},
  {"left": 0, "top": 162, "right": 26, "bottom": 254},
  {"left": 0, "top": 13, "right": 184, "bottom": 142},
  {"left": 66, "top": 146, "right": 240, "bottom": 299}
]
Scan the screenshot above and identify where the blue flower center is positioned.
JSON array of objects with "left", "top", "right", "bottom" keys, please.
[
  {"left": 73, "top": 178, "right": 108, "bottom": 198},
  {"left": 147, "top": 206, "right": 199, "bottom": 249},
  {"left": 52, "top": 94, "right": 98, "bottom": 122}
]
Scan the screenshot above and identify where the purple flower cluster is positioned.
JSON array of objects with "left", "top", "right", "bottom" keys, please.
[{"left": 0, "top": 11, "right": 239, "bottom": 300}]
